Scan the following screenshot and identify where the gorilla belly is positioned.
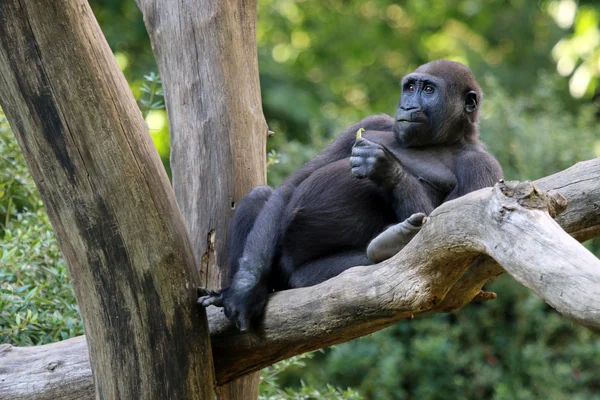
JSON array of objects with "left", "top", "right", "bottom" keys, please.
[{"left": 280, "top": 159, "right": 397, "bottom": 267}]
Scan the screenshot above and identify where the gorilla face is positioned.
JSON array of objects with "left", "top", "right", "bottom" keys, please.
[
  {"left": 393, "top": 60, "right": 481, "bottom": 148},
  {"left": 393, "top": 73, "right": 448, "bottom": 147}
]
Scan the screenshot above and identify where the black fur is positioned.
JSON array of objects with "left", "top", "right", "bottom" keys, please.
[{"left": 198, "top": 60, "right": 503, "bottom": 331}]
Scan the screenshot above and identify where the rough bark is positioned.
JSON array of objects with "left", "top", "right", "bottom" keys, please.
[
  {"left": 0, "top": 1, "right": 215, "bottom": 399},
  {"left": 0, "top": 339, "right": 92, "bottom": 400},
  {"left": 135, "top": 0, "right": 267, "bottom": 398},
  {"left": 2, "top": 159, "right": 599, "bottom": 399}
]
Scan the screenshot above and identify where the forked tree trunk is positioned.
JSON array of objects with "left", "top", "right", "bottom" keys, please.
[
  {"left": 0, "top": 0, "right": 216, "bottom": 399},
  {"left": 135, "top": 0, "right": 268, "bottom": 398}
]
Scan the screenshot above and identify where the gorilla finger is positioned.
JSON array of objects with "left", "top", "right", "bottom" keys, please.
[
  {"left": 367, "top": 156, "right": 379, "bottom": 165},
  {"left": 352, "top": 139, "right": 383, "bottom": 151},
  {"left": 407, "top": 212, "right": 427, "bottom": 226},
  {"left": 197, "top": 294, "right": 223, "bottom": 307},
  {"left": 352, "top": 145, "right": 377, "bottom": 154},
  {"left": 353, "top": 137, "right": 377, "bottom": 148},
  {"left": 351, "top": 167, "right": 367, "bottom": 179},
  {"left": 350, "top": 156, "right": 365, "bottom": 167},
  {"left": 353, "top": 148, "right": 386, "bottom": 161}
]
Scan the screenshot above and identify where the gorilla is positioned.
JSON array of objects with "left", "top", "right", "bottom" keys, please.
[{"left": 199, "top": 59, "right": 503, "bottom": 330}]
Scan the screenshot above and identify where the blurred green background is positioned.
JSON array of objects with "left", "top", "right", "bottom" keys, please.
[{"left": 2, "top": 0, "right": 600, "bottom": 399}]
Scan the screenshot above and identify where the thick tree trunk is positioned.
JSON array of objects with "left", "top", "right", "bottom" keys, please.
[
  {"left": 135, "top": 0, "right": 267, "bottom": 398},
  {"left": 2, "top": 159, "right": 600, "bottom": 399},
  {"left": 0, "top": 1, "right": 215, "bottom": 399}
]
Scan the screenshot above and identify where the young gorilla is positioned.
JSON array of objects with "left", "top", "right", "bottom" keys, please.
[{"left": 199, "top": 60, "right": 503, "bottom": 330}]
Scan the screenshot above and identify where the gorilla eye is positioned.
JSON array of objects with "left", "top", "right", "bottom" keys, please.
[
  {"left": 424, "top": 85, "right": 435, "bottom": 94},
  {"left": 408, "top": 84, "right": 416, "bottom": 93}
]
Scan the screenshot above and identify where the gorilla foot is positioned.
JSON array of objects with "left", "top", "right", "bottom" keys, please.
[
  {"left": 197, "top": 288, "right": 224, "bottom": 307},
  {"left": 198, "top": 281, "right": 268, "bottom": 331},
  {"left": 366, "top": 212, "right": 426, "bottom": 263}
]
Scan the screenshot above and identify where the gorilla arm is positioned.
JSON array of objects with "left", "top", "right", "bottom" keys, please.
[
  {"left": 446, "top": 149, "right": 503, "bottom": 200},
  {"left": 350, "top": 136, "right": 437, "bottom": 219},
  {"left": 350, "top": 137, "right": 438, "bottom": 262}
]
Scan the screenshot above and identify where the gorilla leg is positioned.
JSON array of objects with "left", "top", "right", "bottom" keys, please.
[
  {"left": 366, "top": 213, "right": 425, "bottom": 263},
  {"left": 197, "top": 185, "right": 272, "bottom": 309},
  {"left": 227, "top": 185, "right": 273, "bottom": 282},
  {"left": 287, "top": 251, "right": 372, "bottom": 288},
  {"left": 285, "top": 212, "right": 425, "bottom": 288}
]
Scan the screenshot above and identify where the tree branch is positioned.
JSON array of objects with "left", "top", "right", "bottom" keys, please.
[
  {"left": 1, "top": 158, "right": 599, "bottom": 398},
  {"left": 208, "top": 159, "right": 600, "bottom": 382}
]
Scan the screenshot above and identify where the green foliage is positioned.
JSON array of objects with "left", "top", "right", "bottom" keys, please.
[
  {"left": 260, "top": 353, "right": 363, "bottom": 400},
  {"left": 0, "top": 113, "right": 37, "bottom": 229},
  {"left": 137, "top": 72, "right": 171, "bottom": 176},
  {"left": 480, "top": 73, "right": 599, "bottom": 181},
  {"left": 0, "top": 209, "right": 83, "bottom": 345},
  {"left": 549, "top": 2, "right": 600, "bottom": 98},
  {"left": 88, "top": 0, "right": 599, "bottom": 187},
  {"left": 257, "top": 0, "right": 571, "bottom": 153},
  {"left": 138, "top": 72, "right": 164, "bottom": 119}
]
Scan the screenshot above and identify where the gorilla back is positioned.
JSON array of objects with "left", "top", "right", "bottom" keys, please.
[{"left": 198, "top": 60, "right": 503, "bottom": 331}]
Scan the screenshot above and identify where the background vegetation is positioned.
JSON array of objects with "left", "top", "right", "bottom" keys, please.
[{"left": 2, "top": 0, "right": 600, "bottom": 399}]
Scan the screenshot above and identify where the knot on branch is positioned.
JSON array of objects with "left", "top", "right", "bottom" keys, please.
[{"left": 494, "top": 181, "right": 568, "bottom": 218}]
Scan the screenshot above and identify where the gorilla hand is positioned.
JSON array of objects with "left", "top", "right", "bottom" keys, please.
[
  {"left": 198, "top": 257, "right": 269, "bottom": 331},
  {"left": 350, "top": 137, "right": 403, "bottom": 186}
]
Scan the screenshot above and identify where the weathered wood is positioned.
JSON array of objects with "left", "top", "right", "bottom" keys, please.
[
  {"left": 133, "top": 0, "right": 267, "bottom": 398},
  {"left": 2, "top": 158, "right": 599, "bottom": 399},
  {"left": 0, "top": 338, "right": 93, "bottom": 400},
  {"left": 483, "top": 183, "right": 600, "bottom": 329},
  {"left": 135, "top": 0, "right": 268, "bottom": 398},
  {"left": 0, "top": 1, "right": 215, "bottom": 399},
  {"left": 536, "top": 159, "right": 600, "bottom": 242}
]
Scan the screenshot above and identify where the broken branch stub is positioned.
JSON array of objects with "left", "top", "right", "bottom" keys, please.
[{"left": 480, "top": 181, "right": 600, "bottom": 331}]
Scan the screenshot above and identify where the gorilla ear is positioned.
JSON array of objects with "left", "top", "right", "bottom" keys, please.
[{"left": 465, "top": 90, "right": 478, "bottom": 113}]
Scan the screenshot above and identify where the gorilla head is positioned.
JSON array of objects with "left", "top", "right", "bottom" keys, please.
[{"left": 394, "top": 59, "right": 482, "bottom": 147}]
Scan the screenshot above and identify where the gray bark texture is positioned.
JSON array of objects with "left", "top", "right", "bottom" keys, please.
[
  {"left": 135, "top": 0, "right": 268, "bottom": 398},
  {"left": 2, "top": 159, "right": 600, "bottom": 399},
  {"left": 0, "top": 0, "right": 216, "bottom": 399}
]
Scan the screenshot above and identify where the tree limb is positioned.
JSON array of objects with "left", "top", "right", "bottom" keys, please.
[{"left": 1, "top": 158, "right": 599, "bottom": 398}]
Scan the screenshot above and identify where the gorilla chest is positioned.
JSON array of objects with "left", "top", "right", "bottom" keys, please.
[
  {"left": 363, "top": 131, "right": 458, "bottom": 196},
  {"left": 390, "top": 147, "right": 457, "bottom": 196}
]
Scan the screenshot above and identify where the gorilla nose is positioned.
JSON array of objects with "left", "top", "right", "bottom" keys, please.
[{"left": 396, "top": 108, "right": 422, "bottom": 122}]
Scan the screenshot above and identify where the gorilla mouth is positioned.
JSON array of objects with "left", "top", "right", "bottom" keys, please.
[
  {"left": 396, "top": 113, "right": 427, "bottom": 124},
  {"left": 396, "top": 118, "right": 425, "bottom": 125}
]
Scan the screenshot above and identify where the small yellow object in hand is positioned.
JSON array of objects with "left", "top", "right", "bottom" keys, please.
[{"left": 356, "top": 128, "right": 365, "bottom": 139}]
